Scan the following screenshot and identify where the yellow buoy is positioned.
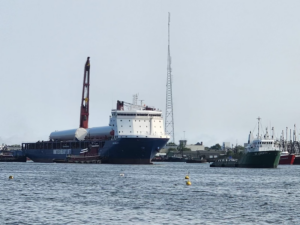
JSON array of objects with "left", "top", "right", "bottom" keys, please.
[
  {"left": 9, "top": 176, "right": 13, "bottom": 179},
  {"left": 185, "top": 175, "right": 189, "bottom": 179},
  {"left": 186, "top": 180, "right": 191, "bottom": 186}
]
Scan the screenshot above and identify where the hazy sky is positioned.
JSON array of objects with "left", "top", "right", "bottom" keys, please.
[{"left": 1, "top": 1, "right": 300, "bottom": 146}]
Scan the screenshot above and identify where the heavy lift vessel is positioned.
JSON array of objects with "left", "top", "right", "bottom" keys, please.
[{"left": 22, "top": 57, "right": 169, "bottom": 163}]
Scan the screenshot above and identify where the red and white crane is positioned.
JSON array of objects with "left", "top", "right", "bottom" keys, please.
[{"left": 79, "top": 57, "right": 90, "bottom": 129}]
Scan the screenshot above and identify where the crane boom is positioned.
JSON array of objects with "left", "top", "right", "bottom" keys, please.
[{"left": 79, "top": 57, "right": 90, "bottom": 129}]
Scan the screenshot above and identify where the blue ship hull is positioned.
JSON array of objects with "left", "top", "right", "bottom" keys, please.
[{"left": 23, "top": 137, "right": 169, "bottom": 164}]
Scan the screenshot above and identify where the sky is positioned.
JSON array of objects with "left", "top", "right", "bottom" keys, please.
[{"left": 1, "top": 0, "right": 300, "bottom": 147}]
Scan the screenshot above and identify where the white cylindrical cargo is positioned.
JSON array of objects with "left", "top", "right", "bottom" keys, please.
[
  {"left": 49, "top": 128, "right": 88, "bottom": 141},
  {"left": 87, "top": 126, "right": 114, "bottom": 138}
]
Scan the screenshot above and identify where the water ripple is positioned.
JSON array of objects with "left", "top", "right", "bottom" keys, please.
[{"left": 0, "top": 163, "right": 299, "bottom": 224}]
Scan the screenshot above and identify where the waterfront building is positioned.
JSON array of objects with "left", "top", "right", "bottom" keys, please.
[
  {"left": 186, "top": 142, "right": 205, "bottom": 151},
  {"left": 222, "top": 142, "right": 231, "bottom": 150}
]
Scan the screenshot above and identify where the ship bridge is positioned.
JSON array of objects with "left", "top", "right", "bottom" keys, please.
[{"left": 109, "top": 108, "right": 167, "bottom": 139}]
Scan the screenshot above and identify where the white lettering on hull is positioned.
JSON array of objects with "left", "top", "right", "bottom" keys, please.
[{"left": 53, "top": 149, "right": 71, "bottom": 154}]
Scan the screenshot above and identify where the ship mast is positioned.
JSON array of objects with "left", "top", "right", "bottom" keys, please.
[
  {"left": 294, "top": 124, "right": 297, "bottom": 142},
  {"left": 257, "top": 117, "right": 261, "bottom": 138},
  {"left": 286, "top": 127, "right": 288, "bottom": 151},
  {"left": 79, "top": 57, "right": 90, "bottom": 129}
]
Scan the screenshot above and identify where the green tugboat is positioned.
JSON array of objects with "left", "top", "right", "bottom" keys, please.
[{"left": 210, "top": 117, "right": 281, "bottom": 168}]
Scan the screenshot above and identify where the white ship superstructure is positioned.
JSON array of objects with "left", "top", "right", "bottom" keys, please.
[
  {"left": 109, "top": 100, "right": 169, "bottom": 139},
  {"left": 246, "top": 118, "right": 280, "bottom": 153},
  {"left": 211, "top": 117, "right": 281, "bottom": 168}
]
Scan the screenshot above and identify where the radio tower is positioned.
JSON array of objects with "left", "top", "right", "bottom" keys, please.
[{"left": 165, "top": 12, "right": 175, "bottom": 143}]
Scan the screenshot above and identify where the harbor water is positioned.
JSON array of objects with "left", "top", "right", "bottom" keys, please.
[{"left": 0, "top": 162, "right": 299, "bottom": 225}]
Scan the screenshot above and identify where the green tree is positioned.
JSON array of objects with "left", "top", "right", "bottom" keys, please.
[
  {"left": 233, "top": 145, "right": 245, "bottom": 153},
  {"left": 167, "top": 148, "right": 177, "bottom": 157},
  {"left": 226, "top": 151, "right": 233, "bottom": 156},
  {"left": 167, "top": 142, "right": 176, "bottom": 146},
  {"left": 210, "top": 143, "right": 221, "bottom": 150}
]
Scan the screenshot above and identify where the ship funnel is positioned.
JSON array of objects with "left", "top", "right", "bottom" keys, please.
[
  {"left": 248, "top": 131, "right": 252, "bottom": 144},
  {"left": 117, "top": 101, "right": 124, "bottom": 110}
]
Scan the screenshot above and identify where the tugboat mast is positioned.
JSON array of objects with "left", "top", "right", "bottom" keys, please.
[{"left": 257, "top": 117, "right": 261, "bottom": 138}]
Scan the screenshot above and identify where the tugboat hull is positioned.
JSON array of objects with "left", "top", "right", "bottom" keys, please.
[
  {"left": 210, "top": 151, "right": 281, "bottom": 168},
  {"left": 0, "top": 156, "right": 27, "bottom": 162},
  {"left": 186, "top": 159, "right": 207, "bottom": 163},
  {"left": 238, "top": 151, "right": 281, "bottom": 168}
]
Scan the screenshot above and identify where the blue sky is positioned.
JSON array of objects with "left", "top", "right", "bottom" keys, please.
[{"left": 1, "top": 1, "right": 300, "bottom": 146}]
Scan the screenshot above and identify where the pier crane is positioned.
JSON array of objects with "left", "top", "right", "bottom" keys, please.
[{"left": 79, "top": 57, "right": 90, "bottom": 129}]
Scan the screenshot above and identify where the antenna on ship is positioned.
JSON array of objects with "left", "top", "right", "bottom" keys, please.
[
  {"left": 133, "top": 94, "right": 138, "bottom": 106},
  {"left": 165, "top": 12, "right": 175, "bottom": 143},
  {"left": 294, "top": 124, "right": 297, "bottom": 142},
  {"left": 257, "top": 117, "right": 261, "bottom": 138},
  {"left": 286, "top": 127, "right": 288, "bottom": 151},
  {"left": 79, "top": 57, "right": 90, "bottom": 129}
]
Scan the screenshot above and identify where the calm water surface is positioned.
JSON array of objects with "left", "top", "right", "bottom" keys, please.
[{"left": 0, "top": 162, "right": 299, "bottom": 225}]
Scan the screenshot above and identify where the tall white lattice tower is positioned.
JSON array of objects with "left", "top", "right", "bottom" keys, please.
[{"left": 165, "top": 12, "right": 175, "bottom": 143}]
